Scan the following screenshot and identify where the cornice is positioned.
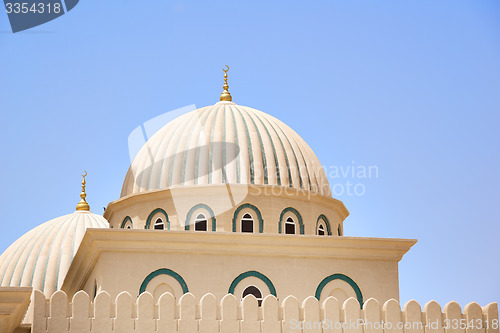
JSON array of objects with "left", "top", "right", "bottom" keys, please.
[
  {"left": 62, "top": 229, "right": 416, "bottom": 295},
  {"left": 104, "top": 184, "right": 350, "bottom": 222}
]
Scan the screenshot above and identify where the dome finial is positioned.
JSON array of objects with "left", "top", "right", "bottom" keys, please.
[
  {"left": 220, "top": 65, "right": 232, "bottom": 101},
  {"left": 76, "top": 171, "right": 90, "bottom": 211}
]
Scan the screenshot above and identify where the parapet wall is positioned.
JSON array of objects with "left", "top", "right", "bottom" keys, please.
[{"left": 30, "top": 290, "right": 499, "bottom": 333}]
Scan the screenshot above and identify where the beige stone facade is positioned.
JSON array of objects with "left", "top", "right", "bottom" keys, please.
[
  {"left": 104, "top": 185, "right": 348, "bottom": 234},
  {"left": 62, "top": 229, "right": 415, "bottom": 306}
]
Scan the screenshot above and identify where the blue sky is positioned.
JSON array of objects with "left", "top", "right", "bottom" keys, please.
[{"left": 1, "top": 0, "right": 499, "bottom": 306}]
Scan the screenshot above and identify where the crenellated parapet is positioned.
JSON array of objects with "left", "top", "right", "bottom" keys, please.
[{"left": 29, "top": 290, "right": 499, "bottom": 333}]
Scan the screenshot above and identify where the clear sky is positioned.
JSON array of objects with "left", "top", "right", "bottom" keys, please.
[{"left": 1, "top": 0, "right": 499, "bottom": 306}]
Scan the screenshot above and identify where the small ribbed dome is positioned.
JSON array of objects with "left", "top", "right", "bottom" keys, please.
[
  {"left": 122, "top": 102, "right": 331, "bottom": 197},
  {"left": 0, "top": 211, "right": 108, "bottom": 296}
]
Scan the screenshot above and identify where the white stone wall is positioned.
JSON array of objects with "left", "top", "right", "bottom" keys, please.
[{"left": 30, "top": 290, "right": 499, "bottom": 333}]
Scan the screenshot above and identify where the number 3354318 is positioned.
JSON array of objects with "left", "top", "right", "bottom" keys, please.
[{"left": 5, "top": 2, "right": 62, "bottom": 14}]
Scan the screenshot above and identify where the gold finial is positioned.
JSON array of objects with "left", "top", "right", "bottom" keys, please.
[
  {"left": 220, "top": 65, "right": 232, "bottom": 102},
  {"left": 76, "top": 171, "right": 90, "bottom": 211}
]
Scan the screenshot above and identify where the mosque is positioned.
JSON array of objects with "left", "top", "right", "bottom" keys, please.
[{"left": 0, "top": 69, "right": 495, "bottom": 333}]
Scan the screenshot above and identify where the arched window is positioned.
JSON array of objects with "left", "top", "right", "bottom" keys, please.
[
  {"left": 318, "top": 224, "right": 325, "bottom": 236},
  {"left": 242, "top": 285, "right": 263, "bottom": 306},
  {"left": 232, "top": 204, "right": 263, "bottom": 233},
  {"left": 241, "top": 213, "right": 254, "bottom": 233},
  {"left": 154, "top": 218, "right": 165, "bottom": 230},
  {"left": 185, "top": 204, "right": 216, "bottom": 231},
  {"left": 279, "top": 207, "right": 304, "bottom": 234},
  {"left": 228, "top": 270, "right": 277, "bottom": 306},
  {"left": 146, "top": 208, "right": 170, "bottom": 230},
  {"left": 194, "top": 213, "right": 208, "bottom": 231},
  {"left": 285, "top": 217, "right": 296, "bottom": 234},
  {"left": 338, "top": 225, "right": 342, "bottom": 236},
  {"left": 316, "top": 215, "right": 332, "bottom": 236},
  {"left": 121, "top": 216, "right": 133, "bottom": 229}
]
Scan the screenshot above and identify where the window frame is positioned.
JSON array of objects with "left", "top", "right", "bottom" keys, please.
[
  {"left": 241, "top": 213, "right": 254, "bottom": 233},
  {"left": 285, "top": 216, "right": 296, "bottom": 234},
  {"left": 154, "top": 218, "right": 165, "bottom": 230},
  {"left": 278, "top": 207, "right": 304, "bottom": 234},
  {"left": 318, "top": 224, "right": 325, "bottom": 235},
  {"left": 316, "top": 214, "right": 332, "bottom": 236},
  {"left": 146, "top": 208, "right": 170, "bottom": 230},
  {"left": 194, "top": 213, "right": 208, "bottom": 231}
]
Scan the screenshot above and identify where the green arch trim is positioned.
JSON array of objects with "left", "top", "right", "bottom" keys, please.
[
  {"left": 232, "top": 203, "right": 264, "bottom": 233},
  {"left": 120, "top": 216, "right": 133, "bottom": 229},
  {"left": 278, "top": 207, "right": 304, "bottom": 234},
  {"left": 316, "top": 214, "right": 332, "bottom": 235},
  {"left": 228, "top": 270, "right": 277, "bottom": 297},
  {"left": 145, "top": 208, "right": 170, "bottom": 230},
  {"left": 139, "top": 268, "right": 189, "bottom": 295},
  {"left": 185, "top": 204, "right": 216, "bottom": 231},
  {"left": 315, "top": 273, "right": 363, "bottom": 308}
]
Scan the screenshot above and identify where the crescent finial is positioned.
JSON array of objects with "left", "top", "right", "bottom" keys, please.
[
  {"left": 220, "top": 65, "right": 232, "bottom": 101},
  {"left": 76, "top": 171, "right": 90, "bottom": 211}
]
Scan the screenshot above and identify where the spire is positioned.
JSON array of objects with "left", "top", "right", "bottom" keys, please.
[
  {"left": 220, "top": 65, "right": 232, "bottom": 102},
  {"left": 76, "top": 171, "right": 90, "bottom": 211}
]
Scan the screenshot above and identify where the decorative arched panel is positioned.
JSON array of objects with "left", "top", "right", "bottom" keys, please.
[
  {"left": 228, "top": 270, "right": 277, "bottom": 297},
  {"left": 120, "top": 216, "right": 133, "bottom": 229},
  {"left": 185, "top": 204, "right": 216, "bottom": 231},
  {"left": 232, "top": 203, "right": 263, "bottom": 233},
  {"left": 145, "top": 208, "right": 170, "bottom": 230},
  {"left": 278, "top": 207, "right": 304, "bottom": 234},
  {"left": 316, "top": 214, "right": 332, "bottom": 235},
  {"left": 139, "top": 268, "right": 189, "bottom": 297},
  {"left": 315, "top": 273, "right": 363, "bottom": 307}
]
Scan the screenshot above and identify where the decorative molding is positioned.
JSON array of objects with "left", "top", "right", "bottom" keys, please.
[
  {"left": 232, "top": 203, "right": 264, "bottom": 233},
  {"left": 278, "top": 207, "right": 304, "bottom": 234},
  {"left": 145, "top": 208, "right": 170, "bottom": 230},
  {"left": 316, "top": 214, "right": 332, "bottom": 235},
  {"left": 139, "top": 268, "right": 189, "bottom": 295},
  {"left": 61, "top": 229, "right": 417, "bottom": 296},
  {"left": 185, "top": 204, "right": 216, "bottom": 231},
  {"left": 103, "top": 184, "right": 350, "bottom": 223},
  {"left": 315, "top": 273, "right": 363, "bottom": 307},
  {"left": 0, "top": 287, "right": 32, "bottom": 333},
  {"left": 228, "top": 270, "right": 277, "bottom": 297},
  {"left": 120, "top": 216, "right": 133, "bottom": 229}
]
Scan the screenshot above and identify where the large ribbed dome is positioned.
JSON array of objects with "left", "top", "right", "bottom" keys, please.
[
  {"left": 121, "top": 102, "right": 331, "bottom": 197},
  {"left": 0, "top": 211, "right": 108, "bottom": 296}
]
